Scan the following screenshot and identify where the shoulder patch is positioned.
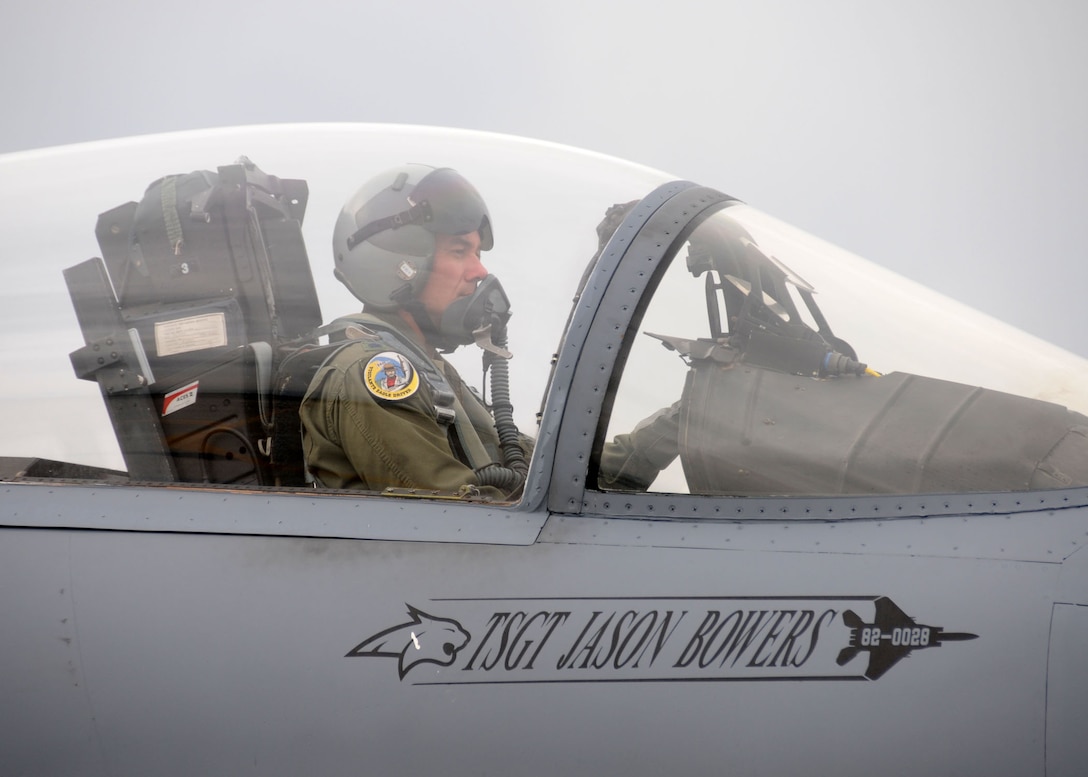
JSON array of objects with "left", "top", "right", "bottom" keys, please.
[{"left": 363, "top": 351, "right": 420, "bottom": 401}]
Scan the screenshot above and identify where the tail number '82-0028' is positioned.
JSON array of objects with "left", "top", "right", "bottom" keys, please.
[{"left": 857, "top": 626, "right": 931, "bottom": 647}]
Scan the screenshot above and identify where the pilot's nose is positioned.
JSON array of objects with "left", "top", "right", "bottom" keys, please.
[{"left": 467, "top": 252, "right": 489, "bottom": 281}]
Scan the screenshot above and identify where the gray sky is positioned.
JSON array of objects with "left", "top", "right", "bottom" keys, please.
[{"left": 3, "top": 0, "right": 1086, "bottom": 356}]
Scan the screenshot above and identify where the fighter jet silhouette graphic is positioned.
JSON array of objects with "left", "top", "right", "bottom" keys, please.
[
  {"left": 837, "top": 596, "right": 977, "bottom": 680},
  {"left": 347, "top": 605, "right": 471, "bottom": 680}
]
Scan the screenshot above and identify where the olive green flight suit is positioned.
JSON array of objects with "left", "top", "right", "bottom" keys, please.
[
  {"left": 299, "top": 312, "right": 510, "bottom": 500},
  {"left": 598, "top": 401, "right": 682, "bottom": 491}
]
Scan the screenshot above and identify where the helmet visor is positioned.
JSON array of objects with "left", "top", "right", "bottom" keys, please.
[{"left": 413, "top": 168, "right": 494, "bottom": 249}]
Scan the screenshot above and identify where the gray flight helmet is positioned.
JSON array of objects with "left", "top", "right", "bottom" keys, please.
[{"left": 332, "top": 164, "right": 494, "bottom": 310}]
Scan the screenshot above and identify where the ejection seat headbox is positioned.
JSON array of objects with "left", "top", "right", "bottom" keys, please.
[{"left": 91, "top": 157, "right": 321, "bottom": 376}]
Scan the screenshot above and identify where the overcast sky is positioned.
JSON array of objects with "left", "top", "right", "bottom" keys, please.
[{"left": 3, "top": 0, "right": 1085, "bottom": 356}]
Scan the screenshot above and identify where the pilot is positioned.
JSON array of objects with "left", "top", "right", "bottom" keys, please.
[{"left": 299, "top": 165, "right": 528, "bottom": 500}]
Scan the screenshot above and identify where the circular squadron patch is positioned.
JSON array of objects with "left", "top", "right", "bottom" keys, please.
[{"left": 363, "top": 352, "right": 420, "bottom": 401}]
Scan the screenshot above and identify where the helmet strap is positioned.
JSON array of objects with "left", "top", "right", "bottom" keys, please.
[{"left": 344, "top": 200, "right": 433, "bottom": 251}]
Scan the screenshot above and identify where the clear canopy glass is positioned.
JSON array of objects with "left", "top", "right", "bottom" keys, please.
[{"left": 2, "top": 124, "right": 1086, "bottom": 498}]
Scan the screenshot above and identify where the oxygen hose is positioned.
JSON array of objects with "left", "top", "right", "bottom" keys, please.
[{"left": 474, "top": 331, "right": 529, "bottom": 496}]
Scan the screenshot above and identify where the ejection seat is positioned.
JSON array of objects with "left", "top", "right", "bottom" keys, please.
[{"left": 66, "top": 158, "right": 323, "bottom": 486}]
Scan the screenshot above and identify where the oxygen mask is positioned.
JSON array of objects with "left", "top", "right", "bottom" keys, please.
[{"left": 437, "top": 274, "right": 512, "bottom": 358}]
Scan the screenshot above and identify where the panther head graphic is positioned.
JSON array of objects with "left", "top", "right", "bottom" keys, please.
[{"left": 347, "top": 605, "right": 471, "bottom": 679}]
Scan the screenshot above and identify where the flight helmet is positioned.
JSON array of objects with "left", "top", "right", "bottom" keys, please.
[{"left": 332, "top": 164, "right": 493, "bottom": 310}]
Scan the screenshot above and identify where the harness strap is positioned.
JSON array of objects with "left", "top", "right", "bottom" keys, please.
[
  {"left": 434, "top": 360, "right": 495, "bottom": 471},
  {"left": 160, "top": 176, "right": 184, "bottom": 255}
]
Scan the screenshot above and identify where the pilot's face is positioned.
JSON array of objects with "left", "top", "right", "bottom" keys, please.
[{"left": 418, "top": 231, "right": 488, "bottom": 324}]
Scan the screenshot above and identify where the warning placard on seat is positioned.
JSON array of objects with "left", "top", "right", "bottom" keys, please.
[{"left": 154, "top": 312, "right": 228, "bottom": 357}]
